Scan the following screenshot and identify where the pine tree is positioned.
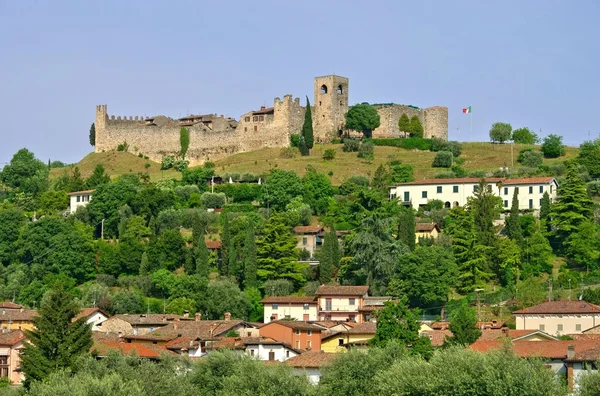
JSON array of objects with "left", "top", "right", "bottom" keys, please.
[
  {"left": 195, "top": 236, "right": 210, "bottom": 279},
  {"left": 397, "top": 207, "right": 416, "bottom": 251},
  {"left": 221, "top": 214, "right": 231, "bottom": 275},
  {"left": 301, "top": 96, "right": 314, "bottom": 153},
  {"left": 89, "top": 123, "right": 96, "bottom": 146},
  {"left": 398, "top": 113, "right": 411, "bottom": 133},
  {"left": 139, "top": 251, "right": 149, "bottom": 275},
  {"left": 319, "top": 224, "right": 340, "bottom": 284},
  {"left": 505, "top": 189, "right": 523, "bottom": 246},
  {"left": 550, "top": 163, "right": 595, "bottom": 251},
  {"left": 20, "top": 285, "right": 93, "bottom": 388},
  {"left": 469, "top": 179, "right": 502, "bottom": 247},
  {"left": 243, "top": 222, "right": 257, "bottom": 289}
]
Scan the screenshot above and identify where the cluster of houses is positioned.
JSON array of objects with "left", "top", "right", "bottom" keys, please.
[{"left": 4, "top": 289, "right": 600, "bottom": 390}]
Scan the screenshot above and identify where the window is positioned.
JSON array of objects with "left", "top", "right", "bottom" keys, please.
[
  {"left": 473, "top": 185, "right": 479, "bottom": 193},
  {"left": 422, "top": 191, "right": 427, "bottom": 199},
  {"left": 244, "top": 127, "right": 247, "bottom": 132},
  {"left": 0, "top": 368, "right": 6, "bottom": 378},
  {"left": 244, "top": 116, "right": 250, "bottom": 122},
  {"left": 504, "top": 187, "right": 508, "bottom": 195},
  {"left": 286, "top": 350, "right": 290, "bottom": 358},
  {"left": 404, "top": 192, "right": 410, "bottom": 202},
  {"left": 296, "top": 340, "right": 300, "bottom": 349},
  {"left": 0, "top": 356, "right": 7, "bottom": 365},
  {"left": 487, "top": 185, "right": 492, "bottom": 192},
  {"left": 337, "top": 85, "right": 343, "bottom": 94},
  {"left": 338, "top": 339, "right": 344, "bottom": 346},
  {"left": 302, "top": 237, "right": 308, "bottom": 245},
  {"left": 529, "top": 186, "right": 533, "bottom": 194},
  {"left": 303, "top": 304, "right": 310, "bottom": 310},
  {"left": 76, "top": 195, "right": 81, "bottom": 202},
  {"left": 268, "top": 351, "right": 275, "bottom": 361},
  {"left": 529, "top": 199, "right": 533, "bottom": 209},
  {"left": 557, "top": 324, "right": 563, "bottom": 332},
  {"left": 550, "top": 185, "right": 553, "bottom": 193},
  {"left": 259, "top": 115, "right": 264, "bottom": 121},
  {"left": 250, "top": 349, "right": 255, "bottom": 356},
  {"left": 539, "top": 324, "right": 545, "bottom": 331},
  {"left": 453, "top": 185, "right": 459, "bottom": 193},
  {"left": 325, "top": 298, "right": 332, "bottom": 311},
  {"left": 272, "top": 303, "right": 278, "bottom": 310},
  {"left": 319, "top": 101, "right": 322, "bottom": 106},
  {"left": 307, "top": 340, "right": 312, "bottom": 349},
  {"left": 504, "top": 200, "right": 509, "bottom": 208},
  {"left": 320, "top": 84, "right": 328, "bottom": 94},
  {"left": 515, "top": 187, "right": 519, "bottom": 193},
  {"left": 295, "top": 329, "right": 300, "bottom": 335},
  {"left": 253, "top": 125, "right": 257, "bottom": 131},
  {"left": 252, "top": 116, "right": 258, "bottom": 121},
  {"left": 539, "top": 186, "right": 544, "bottom": 193},
  {"left": 349, "top": 314, "right": 356, "bottom": 321},
  {"left": 436, "top": 186, "right": 442, "bottom": 194},
  {"left": 576, "top": 324, "right": 582, "bottom": 331},
  {"left": 307, "top": 330, "right": 312, "bottom": 336},
  {"left": 349, "top": 298, "right": 355, "bottom": 306}
]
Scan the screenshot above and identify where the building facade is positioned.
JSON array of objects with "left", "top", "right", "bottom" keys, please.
[
  {"left": 68, "top": 189, "right": 94, "bottom": 213},
  {"left": 261, "top": 296, "right": 318, "bottom": 323},
  {"left": 389, "top": 177, "right": 558, "bottom": 211},
  {"left": 315, "top": 286, "right": 370, "bottom": 323},
  {"left": 513, "top": 301, "right": 600, "bottom": 335},
  {"left": 259, "top": 321, "right": 322, "bottom": 351}
]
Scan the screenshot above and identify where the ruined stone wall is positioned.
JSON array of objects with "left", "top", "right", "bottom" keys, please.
[{"left": 371, "top": 104, "right": 448, "bottom": 141}]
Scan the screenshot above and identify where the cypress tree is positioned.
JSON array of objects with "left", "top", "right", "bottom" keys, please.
[
  {"left": 397, "top": 207, "right": 416, "bottom": 251},
  {"left": 191, "top": 211, "right": 205, "bottom": 247},
  {"left": 243, "top": 222, "right": 258, "bottom": 289},
  {"left": 221, "top": 214, "right": 231, "bottom": 275},
  {"left": 139, "top": 251, "right": 149, "bottom": 275},
  {"left": 195, "top": 236, "right": 210, "bottom": 279},
  {"left": 20, "top": 285, "right": 93, "bottom": 388},
  {"left": 540, "top": 191, "right": 551, "bottom": 226},
  {"left": 228, "top": 241, "right": 238, "bottom": 278},
  {"left": 398, "top": 113, "right": 411, "bottom": 133},
  {"left": 89, "top": 123, "right": 96, "bottom": 146},
  {"left": 409, "top": 115, "right": 424, "bottom": 138},
  {"left": 505, "top": 189, "right": 523, "bottom": 245},
  {"left": 319, "top": 224, "right": 340, "bottom": 284},
  {"left": 301, "top": 96, "right": 314, "bottom": 153}
]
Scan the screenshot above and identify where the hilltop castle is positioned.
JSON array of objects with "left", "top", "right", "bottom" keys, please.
[{"left": 94, "top": 75, "right": 448, "bottom": 164}]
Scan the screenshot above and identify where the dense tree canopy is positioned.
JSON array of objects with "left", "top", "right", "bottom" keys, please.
[{"left": 345, "top": 104, "right": 381, "bottom": 138}]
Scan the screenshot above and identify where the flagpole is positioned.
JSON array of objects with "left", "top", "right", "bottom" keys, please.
[{"left": 469, "top": 111, "right": 472, "bottom": 142}]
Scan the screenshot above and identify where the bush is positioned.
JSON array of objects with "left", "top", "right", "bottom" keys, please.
[
  {"left": 520, "top": 150, "right": 543, "bottom": 168},
  {"left": 289, "top": 134, "right": 300, "bottom": 147},
  {"left": 323, "top": 149, "right": 336, "bottom": 160},
  {"left": 468, "top": 170, "right": 487, "bottom": 178},
  {"left": 173, "top": 160, "right": 189, "bottom": 171},
  {"left": 201, "top": 192, "right": 227, "bottom": 209},
  {"left": 541, "top": 134, "right": 565, "bottom": 158},
  {"left": 446, "top": 141, "right": 462, "bottom": 157},
  {"left": 588, "top": 181, "right": 600, "bottom": 197},
  {"left": 358, "top": 142, "right": 374, "bottom": 160},
  {"left": 430, "top": 139, "right": 461, "bottom": 157},
  {"left": 161, "top": 155, "right": 175, "bottom": 170},
  {"left": 117, "top": 141, "right": 129, "bottom": 152},
  {"left": 280, "top": 147, "right": 297, "bottom": 159},
  {"left": 342, "top": 139, "right": 360, "bottom": 152},
  {"left": 512, "top": 127, "right": 539, "bottom": 144},
  {"left": 369, "top": 138, "right": 432, "bottom": 151},
  {"left": 432, "top": 151, "right": 453, "bottom": 168},
  {"left": 517, "top": 148, "right": 533, "bottom": 163},
  {"left": 489, "top": 122, "right": 512, "bottom": 143},
  {"left": 138, "top": 153, "right": 144, "bottom": 158}
]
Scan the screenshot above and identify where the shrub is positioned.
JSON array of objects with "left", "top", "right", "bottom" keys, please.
[
  {"left": 369, "top": 138, "right": 432, "bottom": 151},
  {"left": 201, "top": 192, "right": 227, "bottom": 209},
  {"left": 358, "top": 142, "right": 374, "bottom": 160},
  {"left": 342, "top": 139, "right": 360, "bottom": 152},
  {"left": 512, "top": 127, "right": 539, "bottom": 144},
  {"left": 138, "top": 153, "right": 144, "bottom": 158},
  {"left": 435, "top": 172, "right": 456, "bottom": 179},
  {"left": 161, "top": 155, "right": 175, "bottom": 170},
  {"left": 430, "top": 139, "right": 461, "bottom": 157},
  {"left": 468, "top": 170, "right": 487, "bottom": 178},
  {"left": 520, "top": 150, "right": 543, "bottom": 168},
  {"left": 290, "top": 134, "right": 300, "bottom": 147},
  {"left": 144, "top": 163, "right": 150, "bottom": 169},
  {"left": 588, "top": 181, "right": 600, "bottom": 197},
  {"left": 117, "top": 141, "right": 129, "bottom": 152},
  {"left": 517, "top": 148, "right": 533, "bottom": 163},
  {"left": 430, "top": 138, "right": 446, "bottom": 152},
  {"left": 280, "top": 147, "right": 297, "bottom": 159},
  {"left": 446, "top": 141, "right": 462, "bottom": 157},
  {"left": 173, "top": 160, "right": 189, "bottom": 172},
  {"left": 323, "top": 149, "right": 336, "bottom": 160},
  {"left": 432, "top": 151, "right": 453, "bottom": 167},
  {"left": 331, "top": 139, "right": 343, "bottom": 144},
  {"left": 541, "top": 134, "right": 565, "bottom": 158}
]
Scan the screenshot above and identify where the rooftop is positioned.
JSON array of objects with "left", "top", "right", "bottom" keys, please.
[
  {"left": 0, "top": 302, "right": 23, "bottom": 310},
  {"left": 471, "top": 339, "right": 600, "bottom": 359},
  {"left": 265, "top": 321, "right": 323, "bottom": 332},
  {"left": 420, "top": 330, "right": 453, "bottom": 347},
  {"left": 293, "top": 225, "right": 324, "bottom": 234},
  {"left": 261, "top": 296, "right": 317, "bottom": 304},
  {"left": 108, "top": 314, "right": 181, "bottom": 326},
  {"left": 150, "top": 319, "right": 249, "bottom": 340},
  {"left": 0, "top": 330, "right": 25, "bottom": 346},
  {"left": 513, "top": 301, "right": 600, "bottom": 315},
  {"left": 392, "top": 176, "right": 556, "bottom": 188},
  {"left": 315, "top": 285, "right": 369, "bottom": 296},
  {"left": 285, "top": 351, "right": 336, "bottom": 368},
  {"left": 67, "top": 189, "right": 95, "bottom": 196},
  {"left": 73, "top": 307, "right": 109, "bottom": 322},
  {"left": 347, "top": 321, "right": 377, "bottom": 335},
  {"left": 415, "top": 223, "right": 440, "bottom": 232},
  {"left": 0, "top": 309, "right": 38, "bottom": 321}
]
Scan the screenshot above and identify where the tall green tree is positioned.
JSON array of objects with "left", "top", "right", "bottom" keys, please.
[
  {"left": 89, "top": 123, "right": 96, "bottom": 146},
  {"left": 0, "top": 148, "right": 49, "bottom": 195},
  {"left": 195, "top": 236, "right": 210, "bottom": 279},
  {"left": 221, "top": 214, "right": 231, "bottom": 275},
  {"left": 302, "top": 166, "right": 334, "bottom": 215},
  {"left": 397, "top": 113, "right": 411, "bottom": 133},
  {"left": 550, "top": 163, "right": 595, "bottom": 251},
  {"left": 345, "top": 104, "right": 381, "bottom": 138},
  {"left": 319, "top": 224, "right": 340, "bottom": 284},
  {"left": 397, "top": 207, "right": 416, "bottom": 251},
  {"left": 468, "top": 179, "right": 502, "bottom": 247},
  {"left": 85, "top": 164, "right": 110, "bottom": 189},
  {"left": 228, "top": 241, "right": 239, "bottom": 279},
  {"left": 68, "top": 167, "right": 86, "bottom": 192},
  {"left": 511, "top": 127, "right": 539, "bottom": 144},
  {"left": 20, "top": 285, "right": 93, "bottom": 388},
  {"left": 539, "top": 191, "right": 551, "bottom": 225},
  {"left": 301, "top": 97, "right": 314, "bottom": 153},
  {"left": 505, "top": 188, "right": 523, "bottom": 246},
  {"left": 565, "top": 220, "right": 600, "bottom": 272},
  {"left": 180, "top": 127, "right": 190, "bottom": 159},
  {"left": 541, "top": 134, "right": 565, "bottom": 158},
  {"left": 577, "top": 139, "right": 600, "bottom": 178},
  {"left": 489, "top": 122, "right": 512, "bottom": 143},
  {"left": 522, "top": 225, "right": 553, "bottom": 278},
  {"left": 263, "top": 169, "right": 304, "bottom": 211},
  {"left": 446, "top": 300, "right": 481, "bottom": 346},
  {"left": 409, "top": 115, "right": 424, "bottom": 138},
  {"left": 139, "top": 251, "right": 150, "bottom": 275},
  {"left": 243, "top": 221, "right": 258, "bottom": 289}
]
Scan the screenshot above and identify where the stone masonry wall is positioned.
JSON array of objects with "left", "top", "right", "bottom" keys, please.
[{"left": 372, "top": 104, "right": 448, "bottom": 141}]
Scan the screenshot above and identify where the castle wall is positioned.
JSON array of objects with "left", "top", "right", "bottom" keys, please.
[{"left": 371, "top": 104, "right": 448, "bottom": 141}]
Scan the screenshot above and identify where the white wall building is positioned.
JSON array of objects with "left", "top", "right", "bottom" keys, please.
[
  {"left": 389, "top": 177, "right": 558, "bottom": 211},
  {"left": 261, "top": 296, "right": 318, "bottom": 323},
  {"left": 68, "top": 189, "right": 95, "bottom": 213},
  {"left": 245, "top": 339, "right": 300, "bottom": 362},
  {"left": 74, "top": 308, "right": 109, "bottom": 332},
  {"left": 513, "top": 301, "right": 600, "bottom": 335}
]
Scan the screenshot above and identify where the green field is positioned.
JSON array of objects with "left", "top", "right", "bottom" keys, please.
[{"left": 53, "top": 142, "right": 578, "bottom": 185}]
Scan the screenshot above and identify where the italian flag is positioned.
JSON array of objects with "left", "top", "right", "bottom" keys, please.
[{"left": 462, "top": 106, "right": 472, "bottom": 114}]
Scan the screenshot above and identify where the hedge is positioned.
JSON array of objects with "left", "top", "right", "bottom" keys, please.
[{"left": 367, "top": 137, "right": 432, "bottom": 151}]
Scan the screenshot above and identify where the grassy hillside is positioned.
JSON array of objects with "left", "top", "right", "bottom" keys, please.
[{"left": 53, "top": 143, "right": 578, "bottom": 185}]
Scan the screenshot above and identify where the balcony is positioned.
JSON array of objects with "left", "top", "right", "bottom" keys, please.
[{"left": 320, "top": 305, "right": 359, "bottom": 312}]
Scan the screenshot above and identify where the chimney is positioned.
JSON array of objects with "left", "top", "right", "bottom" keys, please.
[
  {"left": 224, "top": 312, "right": 231, "bottom": 321},
  {"left": 174, "top": 319, "right": 179, "bottom": 330},
  {"left": 183, "top": 310, "right": 189, "bottom": 319},
  {"left": 195, "top": 312, "right": 201, "bottom": 321},
  {"left": 567, "top": 345, "right": 575, "bottom": 359},
  {"left": 260, "top": 106, "right": 265, "bottom": 110}
]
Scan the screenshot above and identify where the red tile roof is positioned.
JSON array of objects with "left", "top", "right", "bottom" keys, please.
[
  {"left": 0, "top": 309, "right": 38, "bottom": 321},
  {"left": 513, "top": 301, "right": 600, "bottom": 314},
  {"left": 67, "top": 189, "right": 95, "bottom": 195},
  {"left": 502, "top": 177, "right": 555, "bottom": 185},
  {"left": 93, "top": 341, "right": 172, "bottom": 359},
  {"left": 293, "top": 225, "right": 324, "bottom": 234},
  {"left": 470, "top": 339, "right": 600, "bottom": 359},
  {"left": 430, "top": 321, "right": 450, "bottom": 330},
  {"left": 150, "top": 320, "right": 249, "bottom": 339},
  {"left": 73, "top": 307, "right": 109, "bottom": 322},
  {"left": 315, "top": 285, "right": 369, "bottom": 296},
  {"left": 420, "top": 330, "right": 453, "bottom": 346},
  {"left": 0, "top": 302, "right": 23, "bottom": 310},
  {"left": 0, "top": 330, "right": 25, "bottom": 346},
  {"left": 394, "top": 177, "right": 555, "bottom": 187},
  {"left": 261, "top": 296, "right": 317, "bottom": 304},
  {"left": 265, "top": 321, "right": 323, "bottom": 332},
  {"left": 415, "top": 223, "right": 440, "bottom": 232},
  {"left": 347, "top": 321, "right": 376, "bottom": 334},
  {"left": 476, "top": 329, "right": 557, "bottom": 342},
  {"left": 566, "top": 344, "right": 600, "bottom": 362},
  {"left": 285, "top": 351, "right": 336, "bottom": 368},
  {"left": 109, "top": 314, "right": 181, "bottom": 326},
  {"left": 205, "top": 240, "right": 222, "bottom": 249}
]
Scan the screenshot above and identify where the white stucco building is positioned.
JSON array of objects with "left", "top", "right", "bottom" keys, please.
[
  {"left": 389, "top": 177, "right": 558, "bottom": 211},
  {"left": 261, "top": 296, "right": 318, "bottom": 323},
  {"left": 513, "top": 301, "right": 600, "bottom": 335},
  {"left": 74, "top": 308, "right": 109, "bottom": 332},
  {"left": 245, "top": 338, "right": 301, "bottom": 362},
  {"left": 68, "top": 189, "right": 95, "bottom": 213}
]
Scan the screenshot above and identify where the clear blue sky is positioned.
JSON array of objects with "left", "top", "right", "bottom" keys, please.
[{"left": 1, "top": 0, "right": 599, "bottom": 164}]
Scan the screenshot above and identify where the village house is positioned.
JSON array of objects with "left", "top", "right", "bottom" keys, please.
[
  {"left": 261, "top": 296, "right": 318, "bottom": 323},
  {"left": 321, "top": 321, "right": 377, "bottom": 352},
  {"left": 293, "top": 225, "right": 325, "bottom": 258},
  {"left": 0, "top": 330, "right": 25, "bottom": 385},
  {"left": 73, "top": 307, "right": 109, "bottom": 331},
  {"left": 242, "top": 337, "right": 301, "bottom": 361},
  {"left": 315, "top": 285, "right": 370, "bottom": 323},
  {"left": 285, "top": 351, "right": 336, "bottom": 384},
  {"left": 415, "top": 222, "right": 440, "bottom": 243},
  {"left": 389, "top": 176, "right": 558, "bottom": 212},
  {"left": 513, "top": 300, "right": 600, "bottom": 335},
  {"left": 259, "top": 321, "right": 323, "bottom": 351},
  {"left": 98, "top": 313, "right": 181, "bottom": 336},
  {"left": 91, "top": 333, "right": 172, "bottom": 360},
  {"left": 0, "top": 308, "right": 37, "bottom": 331},
  {"left": 68, "top": 189, "right": 94, "bottom": 213}
]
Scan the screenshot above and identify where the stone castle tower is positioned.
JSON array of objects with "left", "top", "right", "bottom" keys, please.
[{"left": 313, "top": 75, "right": 349, "bottom": 142}]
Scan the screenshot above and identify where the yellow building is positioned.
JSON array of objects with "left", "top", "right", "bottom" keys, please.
[
  {"left": 0, "top": 308, "right": 37, "bottom": 331},
  {"left": 321, "top": 322, "right": 376, "bottom": 353},
  {"left": 416, "top": 223, "right": 440, "bottom": 243}
]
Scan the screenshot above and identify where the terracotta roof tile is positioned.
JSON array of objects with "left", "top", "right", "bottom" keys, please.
[
  {"left": 92, "top": 341, "right": 172, "bottom": 358},
  {"left": 67, "top": 189, "right": 95, "bottom": 196},
  {"left": 513, "top": 301, "right": 600, "bottom": 314},
  {"left": 567, "top": 344, "right": 600, "bottom": 362},
  {"left": 151, "top": 320, "right": 249, "bottom": 339},
  {"left": 502, "top": 177, "right": 555, "bottom": 185},
  {"left": 347, "top": 322, "right": 376, "bottom": 334},
  {"left": 261, "top": 296, "right": 317, "bottom": 304},
  {"left": 73, "top": 307, "right": 109, "bottom": 322},
  {"left": 0, "top": 330, "right": 25, "bottom": 345},
  {"left": 205, "top": 240, "right": 222, "bottom": 249},
  {"left": 0, "top": 309, "right": 38, "bottom": 322},
  {"left": 265, "top": 321, "right": 323, "bottom": 332},
  {"left": 470, "top": 339, "right": 600, "bottom": 359},
  {"left": 416, "top": 223, "right": 439, "bottom": 232},
  {"left": 420, "top": 330, "right": 453, "bottom": 346},
  {"left": 394, "top": 178, "right": 505, "bottom": 186},
  {"left": 293, "top": 225, "right": 324, "bottom": 234},
  {"left": 285, "top": 351, "right": 336, "bottom": 368},
  {"left": 476, "top": 329, "right": 557, "bottom": 341},
  {"left": 315, "top": 285, "right": 369, "bottom": 296},
  {"left": 0, "top": 302, "right": 23, "bottom": 310},
  {"left": 109, "top": 314, "right": 181, "bottom": 326}
]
